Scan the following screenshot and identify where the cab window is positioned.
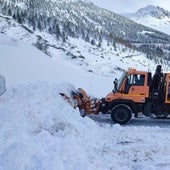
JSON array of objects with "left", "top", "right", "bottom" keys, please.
[
  {"left": 124, "top": 74, "right": 145, "bottom": 93},
  {"left": 133, "top": 74, "right": 145, "bottom": 86}
]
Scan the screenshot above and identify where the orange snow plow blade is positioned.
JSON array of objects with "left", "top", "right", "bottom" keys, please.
[{"left": 59, "top": 88, "right": 101, "bottom": 117}]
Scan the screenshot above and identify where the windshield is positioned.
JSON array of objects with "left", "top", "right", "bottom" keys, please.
[{"left": 117, "top": 71, "right": 127, "bottom": 91}]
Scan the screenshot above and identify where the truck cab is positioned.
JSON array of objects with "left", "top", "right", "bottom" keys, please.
[
  {"left": 99, "top": 68, "right": 152, "bottom": 124},
  {"left": 105, "top": 68, "right": 151, "bottom": 104}
]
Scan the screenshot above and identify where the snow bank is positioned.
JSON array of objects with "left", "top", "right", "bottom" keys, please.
[
  {"left": 1, "top": 82, "right": 170, "bottom": 170},
  {"left": 0, "top": 82, "right": 93, "bottom": 170}
]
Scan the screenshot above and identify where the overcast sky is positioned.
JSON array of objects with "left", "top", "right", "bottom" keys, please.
[{"left": 89, "top": 0, "right": 170, "bottom": 13}]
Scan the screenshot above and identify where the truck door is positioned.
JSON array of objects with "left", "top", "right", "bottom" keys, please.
[
  {"left": 124, "top": 74, "right": 134, "bottom": 94},
  {"left": 123, "top": 73, "right": 149, "bottom": 103},
  {"left": 124, "top": 74, "right": 145, "bottom": 92}
]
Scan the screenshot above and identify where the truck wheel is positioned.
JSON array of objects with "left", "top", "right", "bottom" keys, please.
[{"left": 111, "top": 104, "right": 132, "bottom": 125}]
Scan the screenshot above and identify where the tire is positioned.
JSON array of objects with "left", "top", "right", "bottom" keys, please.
[{"left": 111, "top": 104, "right": 132, "bottom": 125}]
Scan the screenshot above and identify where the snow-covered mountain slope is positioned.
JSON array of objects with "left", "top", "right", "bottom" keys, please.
[
  {"left": 1, "top": 0, "right": 170, "bottom": 44},
  {"left": 123, "top": 5, "right": 170, "bottom": 35},
  {"left": 1, "top": 0, "right": 170, "bottom": 71}
]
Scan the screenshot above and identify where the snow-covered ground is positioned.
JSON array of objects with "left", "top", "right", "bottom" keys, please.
[
  {"left": 1, "top": 82, "right": 170, "bottom": 170},
  {"left": 1, "top": 19, "right": 170, "bottom": 169}
]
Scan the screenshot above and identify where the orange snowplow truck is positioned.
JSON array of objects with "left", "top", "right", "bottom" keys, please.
[{"left": 60, "top": 65, "right": 170, "bottom": 124}]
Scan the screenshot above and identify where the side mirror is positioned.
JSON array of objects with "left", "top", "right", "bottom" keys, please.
[
  {"left": 113, "top": 78, "right": 118, "bottom": 92},
  {"left": 0, "top": 75, "right": 6, "bottom": 96}
]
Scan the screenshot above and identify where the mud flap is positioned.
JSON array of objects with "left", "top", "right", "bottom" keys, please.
[{"left": 143, "top": 101, "right": 151, "bottom": 116}]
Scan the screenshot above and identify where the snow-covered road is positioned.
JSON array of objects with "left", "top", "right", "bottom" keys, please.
[
  {"left": 90, "top": 113, "right": 170, "bottom": 128},
  {"left": 130, "top": 118, "right": 170, "bottom": 128}
]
